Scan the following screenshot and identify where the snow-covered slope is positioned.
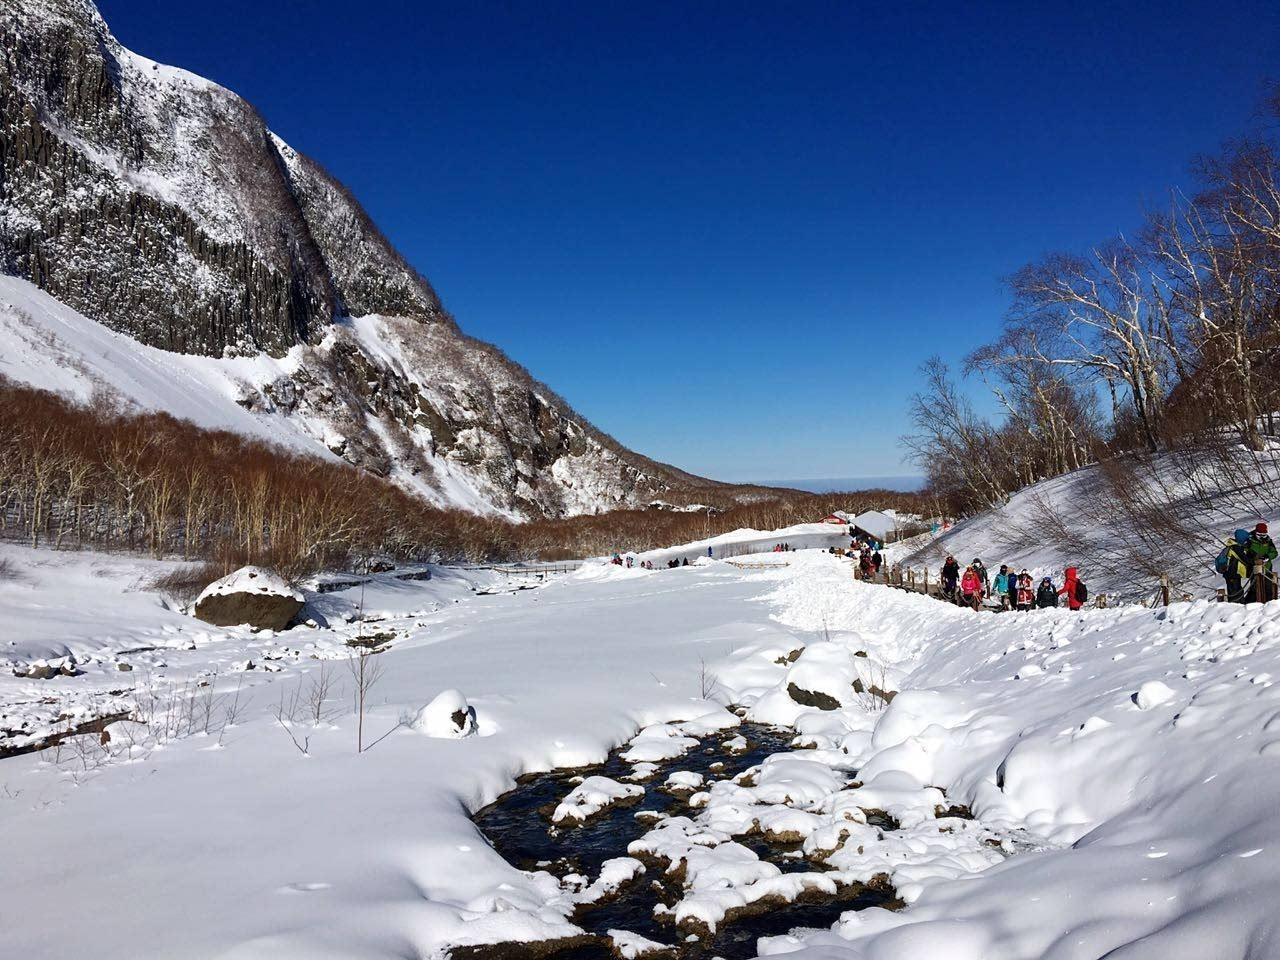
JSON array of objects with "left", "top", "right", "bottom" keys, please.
[
  {"left": 0, "top": 275, "right": 708, "bottom": 515},
  {"left": 0, "top": 0, "right": 725, "bottom": 517}
]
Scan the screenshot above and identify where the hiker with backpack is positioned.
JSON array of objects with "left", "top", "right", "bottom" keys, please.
[
  {"left": 1248, "top": 523, "right": 1278, "bottom": 602},
  {"left": 1016, "top": 570, "right": 1034, "bottom": 611},
  {"left": 1058, "top": 567, "right": 1087, "bottom": 610},
  {"left": 1216, "top": 529, "right": 1252, "bottom": 604},
  {"left": 993, "top": 564, "right": 1011, "bottom": 610},
  {"left": 941, "top": 556, "right": 960, "bottom": 601},
  {"left": 1036, "top": 576, "right": 1058, "bottom": 609}
]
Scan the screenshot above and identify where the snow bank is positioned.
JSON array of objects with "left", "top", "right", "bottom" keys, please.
[{"left": 194, "top": 566, "right": 303, "bottom": 605}]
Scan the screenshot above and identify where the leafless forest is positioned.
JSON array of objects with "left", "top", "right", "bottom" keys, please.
[
  {"left": 0, "top": 376, "right": 920, "bottom": 578},
  {"left": 904, "top": 89, "right": 1280, "bottom": 551}
]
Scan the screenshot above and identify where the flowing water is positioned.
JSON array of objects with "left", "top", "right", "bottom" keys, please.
[{"left": 469, "top": 722, "right": 899, "bottom": 960}]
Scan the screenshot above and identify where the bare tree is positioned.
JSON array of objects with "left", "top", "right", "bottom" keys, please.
[{"left": 346, "top": 636, "right": 389, "bottom": 754}]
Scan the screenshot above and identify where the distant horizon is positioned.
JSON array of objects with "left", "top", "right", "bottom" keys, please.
[{"left": 744, "top": 475, "right": 923, "bottom": 494}]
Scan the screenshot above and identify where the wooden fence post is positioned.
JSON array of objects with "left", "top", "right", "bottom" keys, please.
[
  {"left": 1255, "top": 561, "right": 1266, "bottom": 604},
  {"left": 1160, "top": 573, "right": 1170, "bottom": 607},
  {"left": 1216, "top": 587, "right": 1227, "bottom": 603},
  {"left": 923, "top": 569, "right": 929, "bottom": 595}
]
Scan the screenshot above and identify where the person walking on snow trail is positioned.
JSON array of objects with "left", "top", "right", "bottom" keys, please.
[
  {"left": 961, "top": 565, "right": 984, "bottom": 609},
  {"left": 1216, "top": 529, "right": 1252, "bottom": 604},
  {"left": 972, "top": 558, "right": 989, "bottom": 593},
  {"left": 941, "top": 556, "right": 960, "bottom": 601},
  {"left": 1016, "top": 570, "right": 1034, "bottom": 611},
  {"left": 1248, "top": 523, "right": 1278, "bottom": 602},
  {"left": 1058, "top": 567, "right": 1087, "bottom": 610},
  {"left": 1036, "top": 576, "right": 1058, "bottom": 609},
  {"left": 993, "top": 565, "right": 1011, "bottom": 610}
]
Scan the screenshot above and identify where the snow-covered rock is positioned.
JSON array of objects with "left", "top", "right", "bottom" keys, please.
[
  {"left": 412, "top": 689, "right": 478, "bottom": 739},
  {"left": 192, "top": 566, "right": 304, "bottom": 630},
  {"left": 552, "top": 776, "right": 644, "bottom": 824}
]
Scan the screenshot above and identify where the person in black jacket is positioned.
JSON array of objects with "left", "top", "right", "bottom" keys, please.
[
  {"left": 1036, "top": 576, "right": 1058, "bottom": 609},
  {"left": 941, "top": 556, "right": 960, "bottom": 600}
]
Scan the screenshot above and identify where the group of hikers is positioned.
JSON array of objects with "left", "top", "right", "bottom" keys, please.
[
  {"left": 940, "top": 556, "right": 1088, "bottom": 612},
  {"left": 828, "top": 543, "right": 885, "bottom": 579},
  {"left": 771, "top": 543, "right": 795, "bottom": 552},
  {"left": 1216, "top": 522, "right": 1278, "bottom": 603},
  {"left": 611, "top": 554, "right": 673, "bottom": 570}
]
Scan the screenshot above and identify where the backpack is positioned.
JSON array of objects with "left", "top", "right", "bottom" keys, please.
[
  {"left": 1075, "top": 580, "right": 1088, "bottom": 604},
  {"left": 1215, "top": 550, "right": 1230, "bottom": 573}
]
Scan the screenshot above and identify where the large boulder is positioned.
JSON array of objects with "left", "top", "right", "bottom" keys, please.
[{"left": 193, "top": 567, "right": 304, "bottom": 631}]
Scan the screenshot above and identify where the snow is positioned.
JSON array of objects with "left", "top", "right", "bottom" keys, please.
[
  {"left": 5, "top": 544, "right": 1280, "bottom": 958},
  {"left": 624, "top": 522, "right": 855, "bottom": 567},
  {"left": 195, "top": 566, "right": 303, "bottom": 605},
  {"left": 552, "top": 775, "right": 644, "bottom": 823},
  {"left": 412, "top": 689, "right": 479, "bottom": 738},
  {"left": 0, "top": 274, "right": 659, "bottom": 519},
  {"left": 0, "top": 275, "right": 324, "bottom": 456},
  {"left": 1134, "top": 679, "right": 1177, "bottom": 710}
]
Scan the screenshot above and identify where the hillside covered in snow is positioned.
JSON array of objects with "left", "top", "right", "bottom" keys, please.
[
  {"left": 0, "top": 0, "right": 728, "bottom": 518},
  {"left": 901, "top": 446, "right": 1280, "bottom": 604}
]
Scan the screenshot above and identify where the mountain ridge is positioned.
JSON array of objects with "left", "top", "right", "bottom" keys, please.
[{"left": 0, "top": 0, "right": 733, "bottom": 517}]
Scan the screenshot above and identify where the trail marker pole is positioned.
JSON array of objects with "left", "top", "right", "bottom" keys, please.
[{"left": 1160, "top": 573, "right": 1170, "bottom": 607}]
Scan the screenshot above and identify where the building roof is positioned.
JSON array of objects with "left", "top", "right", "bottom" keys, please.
[{"left": 851, "top": 510, "right": 895, "bottom": 541}]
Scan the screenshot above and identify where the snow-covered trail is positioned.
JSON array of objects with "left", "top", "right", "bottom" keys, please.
[
  {"left": 741, "top": 558, "right": 1280, "bottom": 958},
  {"left": 4, "top": 548, "right": 1280, "bottom": 959},
  {"left": 0, "top": 559, "right": 808, "bottom": 959}
]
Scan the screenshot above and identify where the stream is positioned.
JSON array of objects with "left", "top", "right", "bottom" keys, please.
[{"left": 468, "top": 721, "right": 900, "bottom": 959}]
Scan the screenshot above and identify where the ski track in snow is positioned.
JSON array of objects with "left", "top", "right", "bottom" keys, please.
[{"left": 2, "top": 545, "right": 1280, "bottom": 958}]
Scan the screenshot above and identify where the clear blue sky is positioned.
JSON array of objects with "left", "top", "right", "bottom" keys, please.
[{"left": 99, "top": 0, "right": 1279, "bottom": 483}]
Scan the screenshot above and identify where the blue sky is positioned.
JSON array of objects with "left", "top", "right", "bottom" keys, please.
[{"left": 100, "top": 0, "right": 1279, "bottom": 482}]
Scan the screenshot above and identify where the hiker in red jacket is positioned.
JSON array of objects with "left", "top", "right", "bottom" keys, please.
[{"left": 1058, "top": 567, "right": 1086, "bottom": 610}]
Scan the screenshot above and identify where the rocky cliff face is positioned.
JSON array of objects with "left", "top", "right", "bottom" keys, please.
[{"left": 0, "top": 0, "right": 724, "bottom": 517}]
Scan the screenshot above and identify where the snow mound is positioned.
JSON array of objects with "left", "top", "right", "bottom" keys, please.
[
  {"left": 195, "top": 567, "right": 303, "bottom": 605},
  {"left": 552, "top": 776, "right": 645, "bottom": 824},
  {"left": 412, "top": 689, "right": 478, "bottom": 739},
  {"left": 1134, "top": 679, "right": 1177, "bottom": 710}
]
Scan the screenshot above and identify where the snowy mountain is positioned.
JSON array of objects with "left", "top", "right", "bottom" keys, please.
[{"left": 0, "top": 0, "right": 724, "bottom": 517}]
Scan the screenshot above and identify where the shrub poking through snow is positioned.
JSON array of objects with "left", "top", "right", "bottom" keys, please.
[
  {"left": 193, "top": 566, "right": 304, "bottom": 630},
  {"left": 412, "top": 689, "right": 477, "bottom": 739}
]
